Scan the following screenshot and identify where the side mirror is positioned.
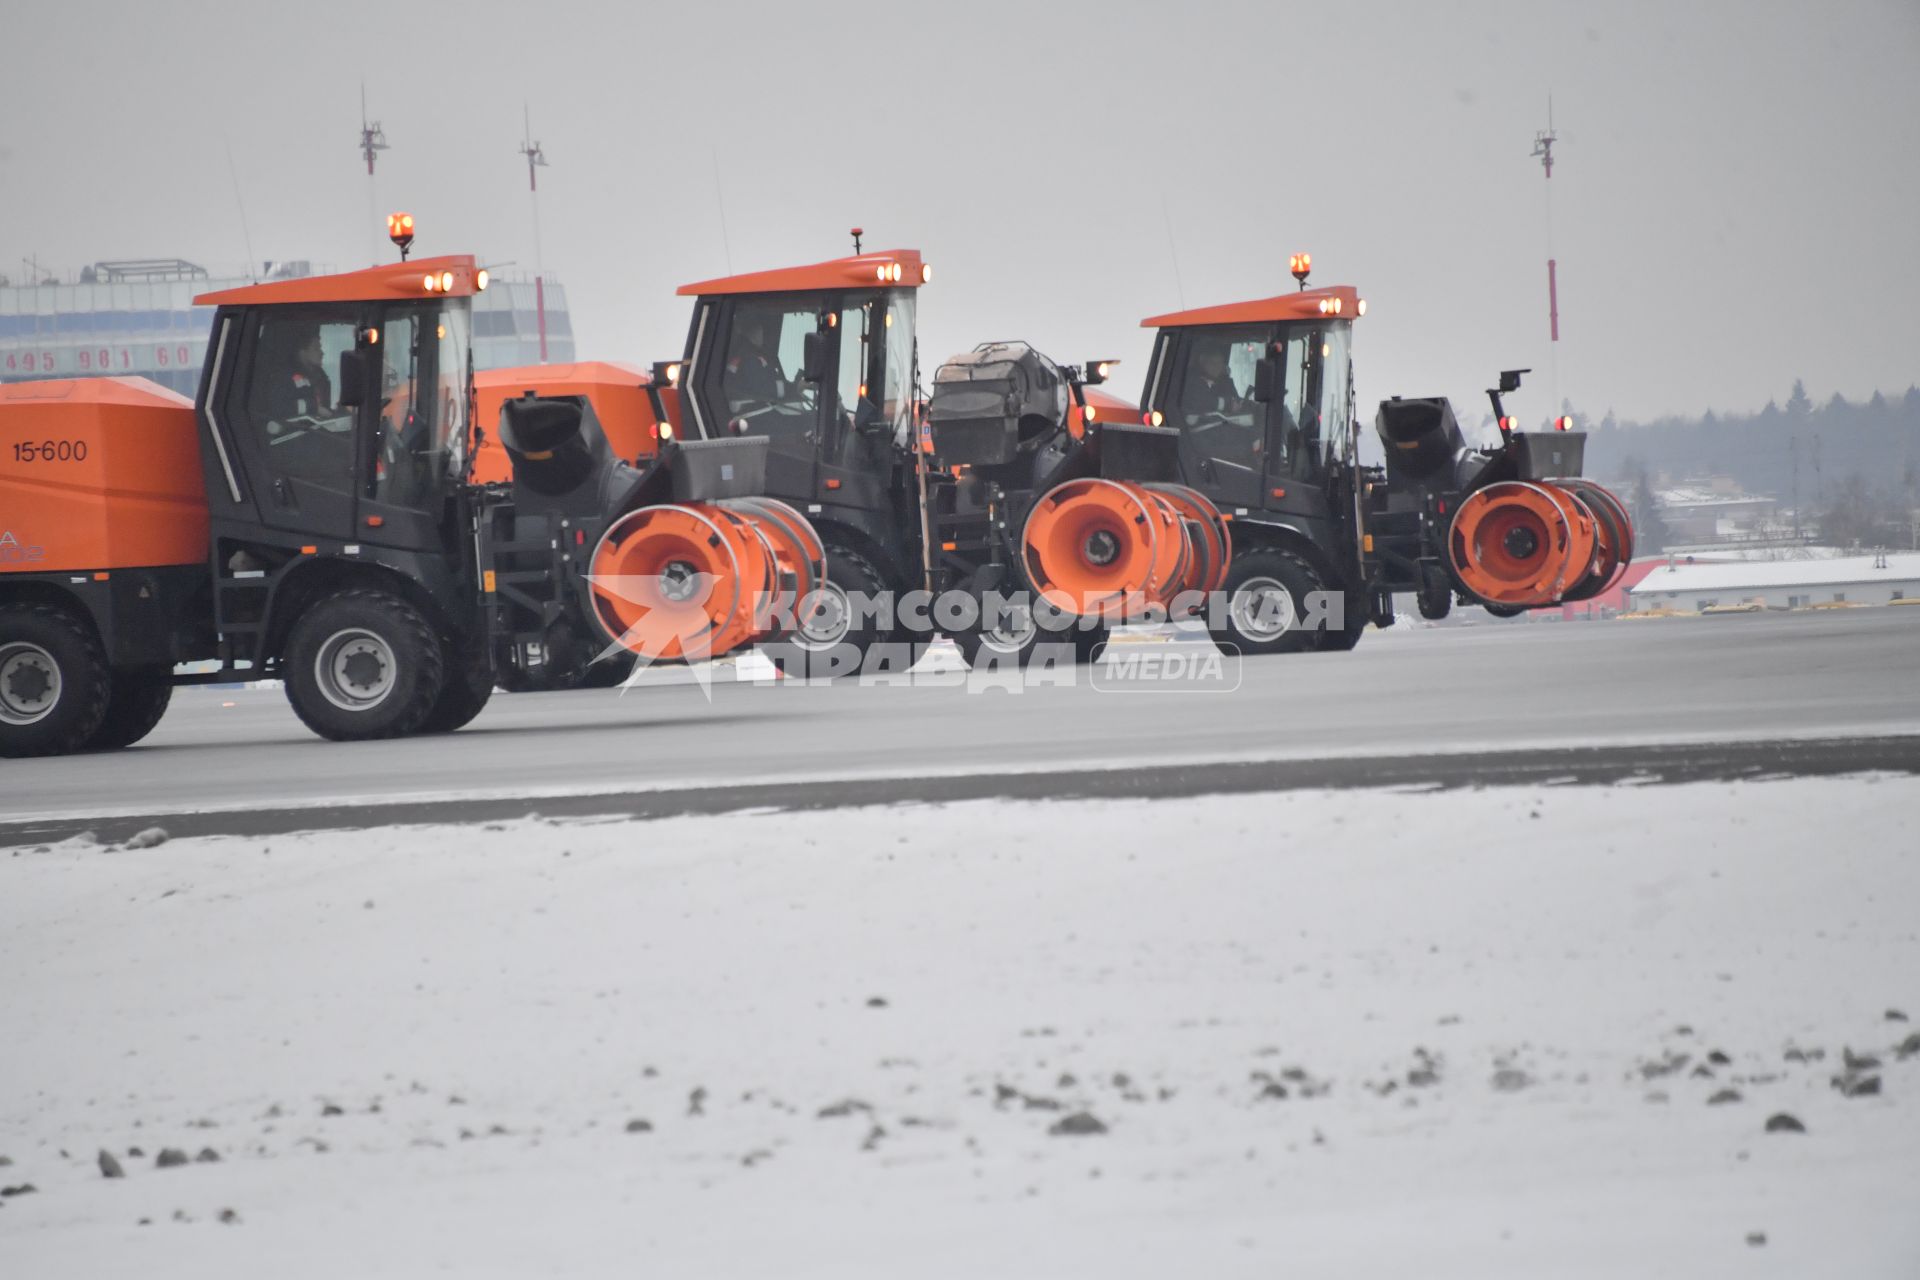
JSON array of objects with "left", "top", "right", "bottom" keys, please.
[
  {"left": 1251, "top": 356, "right": 1275, "bottom": 404},
  {"left": 337, "top": 348, "right": 374, "bottom": 408},
  {"left": 1498, "top": 368, "right": 1530, "bottom": 394},
  {"left": 801, "top": 330, "right": 830, "bottom": 383}
]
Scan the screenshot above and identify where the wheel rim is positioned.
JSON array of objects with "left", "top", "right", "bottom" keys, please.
[
  {"left": 1230, "top": 576, "right": 1296, "bottom": 642},
  {"left": 0, "top": 642, "right": 61, "bottom": 726},
  {"left": 314, "top": 628, "right": 398, "bottom": 712},
  {"left": 796, "top": 579, "right": 852, "bottom": 650},
  {"left": 979, "top": 599, "right": 1037, "bottom": 653}
]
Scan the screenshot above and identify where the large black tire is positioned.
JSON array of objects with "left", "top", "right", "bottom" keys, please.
[
  {"left": 282, "top": 588, "right": 445, "bottom": 742},
  {"left": 760, "top": 545, "right": 898, "bottom": 679},
  {"left": 85, "top": 664, "right": 174, "bottom": 751},
  {"left": 0, "top": 601, "right": 112, "bottom": 758},
  {"left": 1208, "top": 549, "right": 1331, "bottom": 657},
  {"left": 952, "top": 595, "right": 1108, "bottom": 670},
  {"left": 1320, "top": 588, "right": 1372, "bottom": 652},
  {"left": 418, "top": 637, "right": 495, "bottom": 734}
]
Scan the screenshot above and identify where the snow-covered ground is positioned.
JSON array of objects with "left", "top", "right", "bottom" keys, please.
[{"left": 3, "top": 779, "right": 1917, "bottom": 1277}]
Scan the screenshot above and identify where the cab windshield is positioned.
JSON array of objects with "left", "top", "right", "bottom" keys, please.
[
  {"left": 831, "top": 290, "right": 915, "bottom": 445},
  {"left": 371, "top": 299, "right": 470, "bottom": 508},
  {"left": 883, "top": 292, "right": 917, "bottom": 445},
  {"left": 1272, "top": 318, "right": 1352, "bottom": 472}
]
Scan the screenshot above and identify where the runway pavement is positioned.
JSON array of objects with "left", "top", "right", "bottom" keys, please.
[{"left": 5, "top": 607, "right": 1918, "bottom": 844}]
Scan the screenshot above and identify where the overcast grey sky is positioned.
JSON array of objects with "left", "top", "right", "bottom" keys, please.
[{"left": 4, "top": 0, "right": 1916, "bottom": 430}]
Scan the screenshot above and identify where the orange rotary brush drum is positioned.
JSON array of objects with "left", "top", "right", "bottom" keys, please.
[{"left": 1447, "top": 480, "right": 1597, "bottom": 608}]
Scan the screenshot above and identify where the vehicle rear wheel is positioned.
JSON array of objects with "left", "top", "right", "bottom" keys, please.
[
  {"left": 418, "top": 637, "right": 495, "bottom": 734},
  {"left": 0, "top": 602, "right": 112, "bottom": 758},
  {"left": 760, "top": 545, "right": 896, "bottom": 679},
  {"left": 1209, "top": 549, "right": 1329, "bottom": 657},
  {"left": 283, "top": 588, "right": 445, "bottom": 742},
  {"left": 85, "top": 664, "right": 174, "bottom": 750}
]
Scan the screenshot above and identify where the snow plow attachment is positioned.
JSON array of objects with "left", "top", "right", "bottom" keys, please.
[
  {"left": 1021, "top": 477, "right": 1226, "bottom": 622},
  {"left": 585, "top": 495, "right": 824, "bottom": 663},
  {"left": 1447, "top": 479, "right": 1633, "bottom": 609}
]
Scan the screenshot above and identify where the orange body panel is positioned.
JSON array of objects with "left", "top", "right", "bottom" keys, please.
[
  {"left": 471, "top": 362, "right": 668, "bottom": 482},
  {"left": 678, "top": 250, "right": 927, "bottom": 297},
  {"left": 0, "top": 378, "right": 208, "bottom": 573},
  {"left": 1072, "top": 386, "right": 1139, "bottom": 439},
  {"left": 195, "top": 255, "right": 483, "bottom": 306},
  {"left": 1142, "top": 286, "right": 1360, "bottom": 329}
]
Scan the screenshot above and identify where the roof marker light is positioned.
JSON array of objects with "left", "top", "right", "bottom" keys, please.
[
  {"left": 475, "top": 269, "right": 490, "bottom": 291},
  {"left": 423, "top": 273, "right": 438, "bottom": 292},
  {"left": 439, "top": 270, "right": 455, "bottom": 292},
  {"left": 921, "top": 264, "right": 933, "bottom": 284},
  {"left": 1356, "top": 298, "right": 1367, "bottom": 316}
]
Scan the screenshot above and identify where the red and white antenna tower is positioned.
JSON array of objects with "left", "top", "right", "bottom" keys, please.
[{"left": 1531, "top": 97, "right": 1562, "bottom": 416}]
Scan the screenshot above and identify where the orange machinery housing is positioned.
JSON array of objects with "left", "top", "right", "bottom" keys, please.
[
  {"left": 471, "top": 361, "right": 674, "bottom": 483},
  {"left": 0, "top": 377, "right": 209, "bottom": 575}
]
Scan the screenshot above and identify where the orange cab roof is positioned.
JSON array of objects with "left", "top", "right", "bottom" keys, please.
[
  {"left": 679, "top": 249, "right": 927, "bottom": 297},
  {"left": 475, "top": 360, "right": 652, "bottom": 391},
  {"left": 1142, "top": 285, "right": 1361, "bottom": 329},
  {"left": 196, "top": 255, "right": 483, "bottom": 307}
]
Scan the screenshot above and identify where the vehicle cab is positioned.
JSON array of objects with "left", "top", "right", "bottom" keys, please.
[
  {"left": 194, "top": 256, "right": 484, "bottom": 559},
  {"left": 674, "top": 248, "right": 930, "bottom": 583},
  {"left": 1137, "top": 280, "right": 1362, "bottom": 527}
]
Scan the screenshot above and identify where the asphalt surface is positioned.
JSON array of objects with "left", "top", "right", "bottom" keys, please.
[{"left": 5, "top": 607, "right": 1918, "bottom": 845}]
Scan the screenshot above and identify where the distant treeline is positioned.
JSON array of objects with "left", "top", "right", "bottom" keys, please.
[{"left": 1579, "top": 381, "right": 1920, "bottom": 504}]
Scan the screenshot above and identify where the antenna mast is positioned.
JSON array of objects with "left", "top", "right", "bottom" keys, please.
[
  {"left": 519, "top": 104, "right": 552, "bottom": 362},
  {"left": 1531, "top": 97, "right": 1561, "bottom": 419},
  {"left": 359, "top": 85, "right": 390, "bottom": 264}
]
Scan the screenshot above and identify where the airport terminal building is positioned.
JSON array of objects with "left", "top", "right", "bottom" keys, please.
[
  {"left": 1626, "top": 552, "right": 1920, "bottom": 612},
  {"left": 0, "top": 258, "right": 575, "bottom": 396}
]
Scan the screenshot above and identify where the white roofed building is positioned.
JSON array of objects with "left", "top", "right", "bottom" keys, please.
[{"left": 1626, "top": 552, "right": 1920, "bottom": 613}]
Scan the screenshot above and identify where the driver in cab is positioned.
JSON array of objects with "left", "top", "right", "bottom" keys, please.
[
  {"left": 265, "top": 325, "right": 354, "bottom": 452},
  {"left": 1182, "top": 340, "right": 1247, "bottom": 420},
  {"left": 726, "top": 314, "right": 789, "bottom": 408}
]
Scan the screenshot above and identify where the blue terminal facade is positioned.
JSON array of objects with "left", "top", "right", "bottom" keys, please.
[{"left": 0, "top": 259, "right": 574, "bottom": 395}]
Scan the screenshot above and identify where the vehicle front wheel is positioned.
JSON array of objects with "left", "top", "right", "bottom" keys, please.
[
  {"left": 952, "top": 594, "right": 1108, "bottom": 670},
  {"left": 760, "top": 545, "right": 897, "bottom": 679},
  {"left": 0, "top": 602, "right": 112, "bottom": 758},
  {"left": 283, "top": 589, "right": 445, "bottom": 742},
  {"left": 1208, "top": 549, "right": 1332, "bottom": 657}
]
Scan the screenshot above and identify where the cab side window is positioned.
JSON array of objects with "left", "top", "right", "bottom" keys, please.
[
  {"left": 241, "top": 306, "right": 360, "bottom": 482},
  {"left": 1167, "top": 327, "right": 1265, "bottom": 429},
  {"left": 722, "top": 300, "right": 816, "bottom": 426}
]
